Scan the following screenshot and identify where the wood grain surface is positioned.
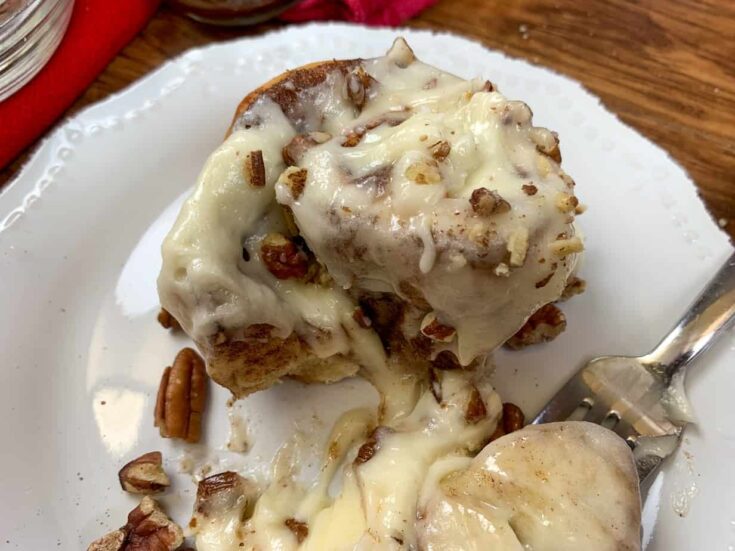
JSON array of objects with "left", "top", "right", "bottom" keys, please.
[{"left": 2, "top": 0, "right": 734, "bottom": 238}]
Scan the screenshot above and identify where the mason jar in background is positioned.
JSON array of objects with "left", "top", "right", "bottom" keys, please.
[{"left": 168, "top": 0, "right": 298, "bottom": 26}]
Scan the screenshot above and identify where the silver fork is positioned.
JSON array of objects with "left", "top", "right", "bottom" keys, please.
[{"left": 532, "top": 252, "right": 735, "bottom": 482}]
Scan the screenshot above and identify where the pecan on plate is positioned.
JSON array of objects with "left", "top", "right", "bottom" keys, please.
[
  {"left": 154, "top": 348, "right": 207, "bottom": 443},
  {"left": 118, "top": 451, "right": 170, "bottom": 495},
  {"left": 87, "top": 496, "right": 183, "bottom": 551}
]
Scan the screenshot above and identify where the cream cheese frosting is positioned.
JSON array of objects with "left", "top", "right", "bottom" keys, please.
[{"left": 158, "top": 37, "right": 582, "bottom": 368}]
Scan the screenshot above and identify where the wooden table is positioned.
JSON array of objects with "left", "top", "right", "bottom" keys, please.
[{"left": 2, "top": 0, "right": 734, "bottom": 238}]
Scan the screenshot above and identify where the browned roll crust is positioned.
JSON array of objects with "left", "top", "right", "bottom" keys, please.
[{"left": 200, "top": 59, "right": 367, "bottom": 397}]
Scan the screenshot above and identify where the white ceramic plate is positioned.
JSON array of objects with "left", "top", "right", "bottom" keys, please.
[{"left": 1, "top": 23, "right": 733, "bottom": 550}]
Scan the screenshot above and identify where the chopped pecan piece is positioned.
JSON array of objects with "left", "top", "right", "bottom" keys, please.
[
  {"left": 560, "top": 276, "right": 586, "bottom": 300},
  {"left": 507, "top": 227, "right": 529, "bottom": 267},
  {"left": 555, "top": 192, "right": 579, "bottom": 213},
  {"left": 157, "top": 308, "right": 180, "bottom": 331},
  {"left": 285, "top": 518, "right": 309, "bottom": 543},
  {"left": 469, "top": 188, "right": 511, "bottom": 216},
  {"left": 354, "top": 426, "right": 393, "bottom": 465},
  {"left": 429, "top": 140, "right": 451, "bottom": 161},
  {"left": 88, "top": 496, "right": 183, "bottom": 551},
  {"left": 260, "top": 233, "right": 310, "bottom": 279},
  {"left": 465, "top": 386, "right": 487, "bottom": 424},
  {"left": 502, "top": 402, "right": 525, "bottom": 433},
  {"left": 488, "top": 402, "right": 526, "bottom": 442},
  {"left": 549, "top": 236, "right": 584, "bottom": 257},
  {"left": 154, "top": 348, "right": 207, "bottom": 443},
  {"left": 195, "top": 471, "right": 258, "bottom": 518},
  {"left": 522, "top": 183, "right": 538, "bottom": 196},
  {"left": 420, "top": 312, "right": 456, "bottom": 342},
  {"left": 279, "top": 167, "right": 308, "bottom": 200},
  {"left": 88, "top": 530, "right": 125, "bottom": 551},
  {"left": 542, "top": 133, "right": 562, "bottom": 163},
  {"left": 118, "top": 451, "right": 170, "bottom": 495},
  {"left": 244, "top": 150, "right": 265, "bottom": 187},
  {"left": 505, "top": 304, "right": 567, "bottom": 349},
  {"left": 387, "top": 37, "right": 415, "bottom": 68},
  {"left": 346, "top": 66, "right": 374, "bottom": 110},
  {"left": 341, "top": 131, "right": 364, "bottom": 147},
  {"left": 560, "top": 172, "right": 575, "bottom": 188}
]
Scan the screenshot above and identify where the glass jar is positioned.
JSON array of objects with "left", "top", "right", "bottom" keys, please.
[
  {"left": 168, "top": 0, "right": 297, "bottom": 26},
  {"left": 0, "top": 0, "right": 74, "bottom": 101}
]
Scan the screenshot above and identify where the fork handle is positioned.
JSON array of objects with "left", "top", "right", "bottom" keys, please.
[{"left": 642, "top": 251, "right": 735, "bottom": 380}]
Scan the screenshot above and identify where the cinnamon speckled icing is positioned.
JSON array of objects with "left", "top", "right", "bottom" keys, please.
[{"left": 158, "top": 37, "right": 582, "bottom": 367}]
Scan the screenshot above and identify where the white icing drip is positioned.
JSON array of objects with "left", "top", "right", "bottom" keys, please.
[{"left": 416, "top": 214, "right": 436, "bottom": 274}]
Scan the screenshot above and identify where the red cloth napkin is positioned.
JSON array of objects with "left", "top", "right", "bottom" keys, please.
[
  {"left": 0, "top": 0, "right": 160, "bottom": 169},
  {"left": 282, "top": 0, "right": 438, "bottom": 25}
]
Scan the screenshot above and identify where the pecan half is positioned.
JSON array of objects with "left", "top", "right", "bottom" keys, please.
[
  {"left": 285, "top": 518, "right": 309, "bottom": 544},
  {"left": 154, "top": 348, "right": 207, "bottom": 443},
  {"left": 87, "top": 496, "right": 183, "bottom": 551},
  {"left": 465, "top": 386, "right": 487, "bottom": 424},
  {"left": 244, "top": 150, "right": 265, "bottom": 187},
  {"left": 157, "top": 308, "right": 180, "bottom": 331},
  {"left": 260, "top": 233, "right": 309, "bottom": 280},
  {"left": 118, "top": 451, "right": 170, "bottom": 495},
  {"left": 470, "top": 188, "right": 511, "bottom": 216},
  {"left": 505, "top": 303, "right": 567, "bottom": 349}
]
